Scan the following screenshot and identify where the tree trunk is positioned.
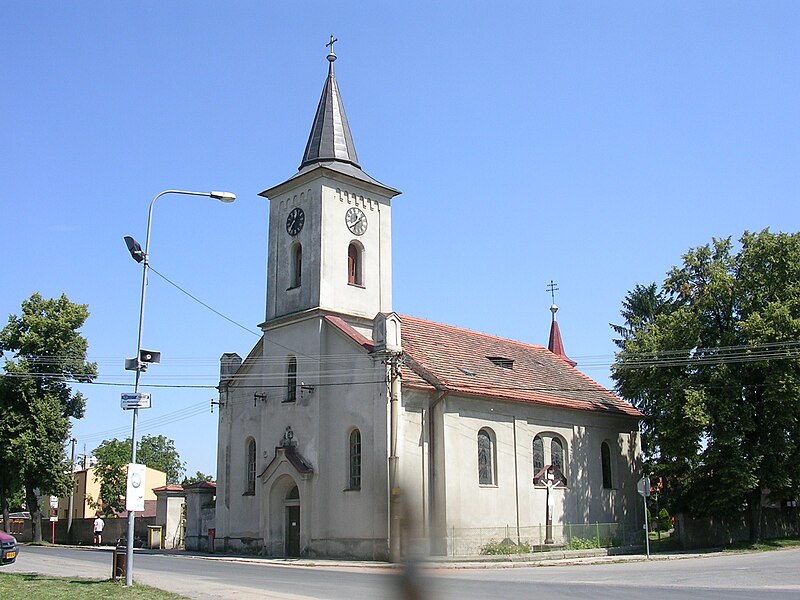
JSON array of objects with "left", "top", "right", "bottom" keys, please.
[
  {"left": 748, "top": 488, "right": 762, "bottom": 543},
  {"left": 26, "top": 485, "right": 42, "bottom": 543}
]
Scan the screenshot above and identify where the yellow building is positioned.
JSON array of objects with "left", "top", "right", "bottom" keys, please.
[{"left": 57, "top": 466, "right": 166, "bottom": 519}]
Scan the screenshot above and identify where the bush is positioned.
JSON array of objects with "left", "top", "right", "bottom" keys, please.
[
  {"left": 564, "top": 536, "right": 620, "bottom": 550},
  {"left": 564, "top": 536, "right": 600, "bottom": 550},
  {"left": 480, "top": 539, "right": 533, "bottom": 555},
  {"left": 657, "top": 508, "right": 672, "bottom": 532}
]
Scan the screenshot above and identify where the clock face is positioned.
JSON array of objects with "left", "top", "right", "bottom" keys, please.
[
  {"left": 286, "top": 207, "right": 305, "bottom": 236},
  {"left": 345, "top": 207, "right": 367, "bottom": 235}
]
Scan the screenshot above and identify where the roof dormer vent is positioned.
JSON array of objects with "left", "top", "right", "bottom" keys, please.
[{"left": 487, "top": 356, "right": 514, "bottom": 370}]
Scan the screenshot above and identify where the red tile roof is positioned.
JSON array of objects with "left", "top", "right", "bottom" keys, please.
[
  {"left": 400, "top": 315, "right": 641, "bottom": 417},
  {"left": 323, "top": 314, "right": 641, "bottom": 418},
  {"left": 152, "top": 484, "right": 184, "bottom": 492}
]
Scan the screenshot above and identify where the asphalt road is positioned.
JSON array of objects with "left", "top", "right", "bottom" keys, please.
[{"left": 5, "top": 545, "right": 800, "bottom": 600}]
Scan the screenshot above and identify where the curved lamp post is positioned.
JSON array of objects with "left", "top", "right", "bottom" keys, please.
[{"left": 122, "top": 189, "right": 236, "bottom": 586}]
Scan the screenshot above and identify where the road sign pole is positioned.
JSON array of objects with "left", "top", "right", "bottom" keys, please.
[{"left": 643, "top": 490, "right": 650, "bottom": 558}]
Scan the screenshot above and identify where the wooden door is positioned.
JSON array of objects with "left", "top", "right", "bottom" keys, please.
[{"left": 285, "top": 506, "right": 300, "bottom": 557}]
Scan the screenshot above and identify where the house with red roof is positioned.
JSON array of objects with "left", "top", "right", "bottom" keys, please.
[{"left": 214, "top": 43, "right": 642, "bottom": 560}]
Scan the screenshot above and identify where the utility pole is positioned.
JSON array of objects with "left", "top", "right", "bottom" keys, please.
[
  {"left": 388, "top": 353, "right": 402, "bottom": 563},
  {"left": 67, "top": 438, "right": 77, "bottom": 542}
]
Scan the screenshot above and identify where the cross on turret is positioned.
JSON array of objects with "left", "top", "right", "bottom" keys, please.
[{"left": 546, "top": 280, "right": 559, "bottom": 304}]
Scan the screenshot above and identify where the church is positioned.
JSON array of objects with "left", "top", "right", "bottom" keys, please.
[{"left": 214, "top": 44, "right": 643, "bottom": 560}]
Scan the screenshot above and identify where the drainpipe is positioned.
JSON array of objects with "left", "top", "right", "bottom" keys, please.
[{"left": 512, "top": 419, "right": 521, "bottom": 544}]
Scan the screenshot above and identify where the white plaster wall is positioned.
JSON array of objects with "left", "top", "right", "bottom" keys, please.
[
  {"left": 310, "top": 321, "right": 389, "bottom": 558},
  {"left": 215, "top": 352, "right": 263, "bottom": 548},
  {"left": 437, "top": 394, "right": 642, "bottom": 543},
  {"left": 265, "top": 174, "right": 393, "bottom": 322},
  {"left": 318, "top": 183, "right": 392, "bottom": 319},
  {"left": 266, "top": 184, "right": 321, "bottom": 321},
  {"left": 217, "top": 313, "right": 393, "bottom": 558},
  {"left": 440, "top": 396, "right": 519, "bottom": 530},
  {"left": 216, "top": 350, "right": 262, "bottom": 548}
]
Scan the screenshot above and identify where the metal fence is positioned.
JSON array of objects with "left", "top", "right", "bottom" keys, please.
[{"left": 415, "top": 522, "right": 638, "bottom": 556}]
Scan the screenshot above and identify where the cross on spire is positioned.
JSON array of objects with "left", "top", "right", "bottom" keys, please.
[
  {"left": 546, "top": 280, "right": 559, "bottom": 304},
  {"left": 326, "top": 35, "right": 338, "bottom": 54}
]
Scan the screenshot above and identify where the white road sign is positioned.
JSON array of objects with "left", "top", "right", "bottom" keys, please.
[
  {"left": 121, "top": 392, "right": 151, "bottom": 410},
  {"left": 125, "top": 463, "right": 146, "bottom": 512},
  {"left": 637, "top": 476, "right": 651, "bottom": 497}
]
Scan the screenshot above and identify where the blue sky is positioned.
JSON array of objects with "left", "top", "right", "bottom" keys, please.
[{"left": 2, "top": 2, "right": 798, "bottom": 477}]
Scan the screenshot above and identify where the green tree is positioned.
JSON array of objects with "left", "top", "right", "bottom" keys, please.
[
  {"left": 610, "top": 283, "right": 672, "bottom": 350},
  {"left": 138, "top": 435, "right": 185, "bottom": 485},
  {"left": 91, "top": 438, "right": 130, "bottom": 515},
  {"left": 181, "top": 471, "right": 215, "bottom": 486},
  {"left": 92, "top": 435, "right": 186, "bottom": 514},
  {"left": 0, "top": 293, "right": 97, "bottom": 540},
  {"left": 612, "top": 230, "right": 800, "bottom": 542}
]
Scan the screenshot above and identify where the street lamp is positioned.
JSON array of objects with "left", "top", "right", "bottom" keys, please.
[{"left": 122, "top": 189, "right": 236, "bottom": 587}]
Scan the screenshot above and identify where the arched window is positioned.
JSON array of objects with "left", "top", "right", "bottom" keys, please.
[
  {"left": 601, "top": 441, "right": 613, "bottom": 489},
  {"left": 285, "top": 356, "right": 297, "bottom": 403},
  {"left": 533, "top": 435, "right": 544, "bottom": 473},
  {"left": 291, "top": 243, "right": 302, "bottom": 288},
  {"left": 348, "top": 242, "right": 363, "bottom": 286},
  {"left": 349, "top": 429, "right": 362, "bottom": 490},
  {"left": 246, "top": 438, "right": 256, "bottom": 494},
  {"left": 551, "top": 437, "right": 564, "bottom": 473},
  {"left": 478, "top": 428, "right": 495, "bottom": 485}
]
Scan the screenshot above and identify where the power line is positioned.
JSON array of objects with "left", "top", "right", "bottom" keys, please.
[{"left": 148, "top": 265, "right": 261, "bottom": 338}]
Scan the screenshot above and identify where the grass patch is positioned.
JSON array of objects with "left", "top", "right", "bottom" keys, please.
[
  {"left": 480, "top": 539, "right": 533, "bottom": 555},
  {"left": 0, "top": 573, "right": 186, "bottom": 599},
  {"left": 648, "top": 529, "right": 681, "bottom": 553},
  {"left": 721, "top": 536, "right": 800, "bottom": 553},
  {"left": 564, "top": 536, "right": 620, "bottom": 550}
]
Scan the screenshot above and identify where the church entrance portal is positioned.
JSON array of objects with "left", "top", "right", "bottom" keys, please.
[{"left": 284, "top": 485, "right": 300, "bottom": 557}]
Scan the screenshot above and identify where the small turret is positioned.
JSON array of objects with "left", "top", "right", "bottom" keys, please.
[{"left": 547, "top": 300, "right": 576, "bottom": 367}]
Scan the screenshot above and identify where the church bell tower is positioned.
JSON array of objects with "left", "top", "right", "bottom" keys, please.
[{"left": 260, "top": 39, "right": 400, "bottom": 324}]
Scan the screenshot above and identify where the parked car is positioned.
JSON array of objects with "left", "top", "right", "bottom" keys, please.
[{"left": 0, "top": 530, "right": 18, "bottom": 565}]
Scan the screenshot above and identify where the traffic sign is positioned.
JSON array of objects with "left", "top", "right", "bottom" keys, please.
[
  {"left": 637, "top": 476, "right": 651, "bottom": 497},
  {"left": 121, "top": 392, "right": 151, "bottom": 410}
]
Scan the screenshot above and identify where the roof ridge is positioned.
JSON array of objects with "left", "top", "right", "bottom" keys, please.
[{"left": 399, "top": 314, "right": 549, "bottom": 353}]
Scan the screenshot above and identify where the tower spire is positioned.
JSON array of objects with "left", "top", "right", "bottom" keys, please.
[
  {"left": 300, "top": 35, "right": 360, "bottom": 170},
  {"left": 546, "top": 281, "right": 576, "bottom": 366}
]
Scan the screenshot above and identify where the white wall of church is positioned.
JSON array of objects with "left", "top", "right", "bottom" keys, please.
[
  {"left": 307, "top": 323, "right": 390, "bottom": 558},
  {"left": 216, "top": 315, "right": 394, "bottom": 559},
  {"left": 429, "top": 394, "right": 641, "bottom": 550}
]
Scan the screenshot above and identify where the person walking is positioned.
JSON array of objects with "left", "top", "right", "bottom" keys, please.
[{"left": 93, "top": 514, "right": 105, "bottom": 545}]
